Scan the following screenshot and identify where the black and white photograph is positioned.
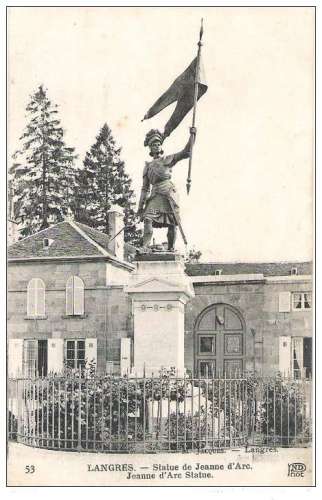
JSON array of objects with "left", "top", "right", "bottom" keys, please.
[{"left": 6, "top": 4, "right": 315, "bottom": 487}]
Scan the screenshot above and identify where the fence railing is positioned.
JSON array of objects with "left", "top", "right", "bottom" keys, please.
[{"left": 8, "top": 372, "right": 312, "bottom": 453}]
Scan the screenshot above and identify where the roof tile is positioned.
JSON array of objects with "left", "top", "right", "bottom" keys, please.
[
  {"left": 73, "top": 222, "right": 110, "bottom": 252},
  {"left": 185, "top": 262, "right": 312, "bottom": 277},
  {"left": 8, "top": 222, "right": 106, "bottom": 259}
]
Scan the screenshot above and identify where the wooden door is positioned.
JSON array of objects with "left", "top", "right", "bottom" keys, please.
[{"left": 195, "top": 304, "right": 245, "bottom": 377}]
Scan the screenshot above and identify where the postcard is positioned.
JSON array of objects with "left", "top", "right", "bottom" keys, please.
[{"left": 7, "top": 5, "right": 314, "bottom": 487}]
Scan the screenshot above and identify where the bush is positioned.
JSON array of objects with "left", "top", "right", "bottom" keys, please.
[{"left": 8, "top": 411, "right": 18, "bottom": 441}]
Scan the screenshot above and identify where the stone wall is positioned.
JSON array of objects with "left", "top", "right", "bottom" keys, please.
[
  {"left": 8, "top": 259, "right": 132, "bottom": 374},
  {"left": 8, "top": 259, "right": 313, "bottom": 377},
  {"left": 184, "top": 278, "right": 312, "bottom": 376},
  {"left": 261, "top": 280, "right": 313, "bottom": 374}
]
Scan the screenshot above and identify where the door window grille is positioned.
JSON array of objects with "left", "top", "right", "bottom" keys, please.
[{"left": 198, "top": 360, "right": 216, "bottom": 378}]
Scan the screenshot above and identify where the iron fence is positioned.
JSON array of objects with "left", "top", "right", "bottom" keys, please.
[{"left": 7, "top": 372, "right": 312, "bottom": 453}]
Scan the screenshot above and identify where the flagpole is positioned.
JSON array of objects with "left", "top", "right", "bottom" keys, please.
[{"left": 186, "top": 18, "right": 204, "bottom": 195}]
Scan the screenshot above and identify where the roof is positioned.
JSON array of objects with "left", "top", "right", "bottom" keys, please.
[
  {"left": 185, "top": 261, "right": 313, "bottom": 277},
  {"left": 73, "top": 223, "right": 136, "bottom": 261},
  {"left": 73, "top": 221, "right": 110, "bottom": 253},
  {"left": 7, "top": 220, "right": 134, "bottom": 268}
]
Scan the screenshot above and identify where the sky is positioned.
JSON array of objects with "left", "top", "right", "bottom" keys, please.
[{"left": 7, "top": 6, "right": 314, "bottom": 262}]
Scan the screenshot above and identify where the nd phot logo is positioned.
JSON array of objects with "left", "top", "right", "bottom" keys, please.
[{"left": 288, "top": 463, "right": 306, "bottom": 478}]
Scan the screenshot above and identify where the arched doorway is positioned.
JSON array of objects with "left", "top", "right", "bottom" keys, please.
[{"left": 194, "top": 303, "right": 246, "bottom": 376}]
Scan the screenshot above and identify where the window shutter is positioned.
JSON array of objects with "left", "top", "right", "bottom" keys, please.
[
  {"left": 66, "top": 277, "right": 74, "bottom": 315},
  {"left": 120, "top": 338, "right": 132, "bottom": 375},
  {"left": 66, "top": 276, "right": 84, "bottom": 315},
  {"left": 279, "top": 336, "right": 291, "bottom": 376},
  {"left": 8, "top": 339, "right": 24, "bottom": 377},
  {"left": 73, "top": 276, "right": 84, "bottom": 315},
  {"left": 85, "top": 338, "right": 97, "bottom": 371},
  {"left": 23, "top": 339, "right": 38, "bottom": 376},
  {"left": 27, "top": 279, "right": 36, "bottom": 316},
  {"left": 47, "top": 339, "right": 64, "bottom": 374},
  {"left": 36, "top": 279, "right": 45, "bottom": 316},
  {"left": 278, "top": 291, "right": 291, "bottom": 312},
  {"left": 27, "top": 279, "right": 45, "bottom": 316}
]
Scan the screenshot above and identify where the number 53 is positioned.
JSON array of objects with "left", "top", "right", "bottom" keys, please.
[{"left": 25, "top": 465, "right": 35, "bottom": 474}]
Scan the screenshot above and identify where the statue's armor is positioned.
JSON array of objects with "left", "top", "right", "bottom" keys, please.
[
  {"left": 138, "top": 131, "right": 194, "bottom": 250},
  {"left": 138, "top": 154, "right": 180, "bottom": 228}
]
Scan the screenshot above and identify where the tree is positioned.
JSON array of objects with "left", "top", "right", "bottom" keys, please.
[
  {"left": 10, "top": 85, "right": 77, "bottom": 237},
  {"left": 75, "top": 123, "right": 142, "bottom": 246}
]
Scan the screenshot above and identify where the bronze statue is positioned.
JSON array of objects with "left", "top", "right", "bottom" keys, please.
[{"left": 137, "top": 127, "right": 196, "bottom": 251}]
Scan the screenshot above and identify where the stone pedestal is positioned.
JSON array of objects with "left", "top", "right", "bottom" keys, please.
[{"left": 126, "top": 254, "right": 195, "bottom": 376}]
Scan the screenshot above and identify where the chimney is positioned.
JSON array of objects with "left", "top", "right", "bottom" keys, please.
[
  {"left": 8, "top": 180, "right": 14, "bottom": 219},
  {"left": 8, "top": 180, "right": 19, "bottom": 244},
  {"left": 8, "top": 220, "right": 19, "bottom": 245},
  {"left": 107, "top": 205, "right": 124, "bottom": 260}
]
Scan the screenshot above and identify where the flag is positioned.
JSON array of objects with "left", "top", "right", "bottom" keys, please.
[{"left": 142, "top": 56, "right": 207, "bottom": 138}]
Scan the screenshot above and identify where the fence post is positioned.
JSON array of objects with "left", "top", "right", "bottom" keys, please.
[
  {"left": 17, "top": 378, "right": 22, "bottom": 442},
  {"left": 77, "top": 374, "right": 82, "bottom": 451}
]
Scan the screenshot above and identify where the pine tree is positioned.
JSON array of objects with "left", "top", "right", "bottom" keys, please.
[
  {"left": 10, "top": 85, "right": 77, "bottom": 237},
  {"left": 75, "top": 123, "right": 142, "bottom": 246}
]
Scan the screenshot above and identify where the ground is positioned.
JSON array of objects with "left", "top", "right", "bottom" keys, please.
[{"left": 7, "top": 442, "right": 313, "bottom": 486}]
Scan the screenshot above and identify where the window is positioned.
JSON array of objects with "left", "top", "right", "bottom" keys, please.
[
  {"left": 214, "top": 269, "right": 222, "bottom": 276},
  {"left": 292, "top": 337, "right": 312, "bottom": 379},
  {"left": 292, "top": 292, "right": 312, "bottom": 310},
  {"left": 292, "top": 337, "right": 302, "bottom": 379},
  {"left": 43, "top": 237, "right": 54, "bottom": 248},
  {"left": 66, "top": 276, "right": 84, "bottom": 316},
  {"left": 65, "top": 339, "right": 86, "bottom": 369},
  {"left": 199, "top": 336, "right": 215, "bottom": 354},
  {"left": 303, "top": 338, "right": 312, "bottom": 379},
  {"left": 27, "top": 278, "right": 45, "bottom": 317},
  {"left": 291, "top": 267, "right": 298, "bottom": 275},
  {"left": 23, "top": 339, "right": 48, "bottom": 377}
]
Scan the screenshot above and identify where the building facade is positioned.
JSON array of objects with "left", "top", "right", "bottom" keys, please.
[
  {"left": 184, "top": 262, "right": 312, "bottom": 378},
  {"left": 8, "top": 221, "right": 313, "bottom": 379}
]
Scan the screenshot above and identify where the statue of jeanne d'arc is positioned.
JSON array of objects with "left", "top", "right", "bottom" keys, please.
[{"left": 137, "top": 127, "right": 196, "bottom": 251}]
